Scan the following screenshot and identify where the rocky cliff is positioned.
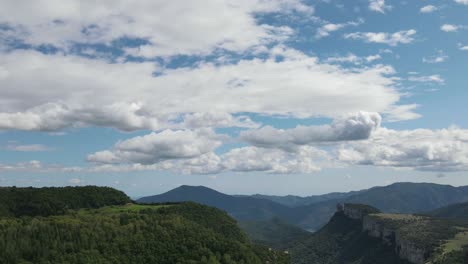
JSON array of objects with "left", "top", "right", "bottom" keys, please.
[{"left": 340, "top": 204, "right": 430, "bottom": 264}]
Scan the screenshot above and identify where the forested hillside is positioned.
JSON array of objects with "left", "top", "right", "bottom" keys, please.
[
  {"left": 428, "top": 201, "right": 468, "bottom": 219},
  {"left": 0, "top": 187, "right": 288, "bottom": 264},
  {"left": 0, "top": 186, "right": 131, "bottom": 217}
]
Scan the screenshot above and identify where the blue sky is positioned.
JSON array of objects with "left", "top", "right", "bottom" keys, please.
[{"left": 0, "top": 0, "right": 467, "bottom": 196}]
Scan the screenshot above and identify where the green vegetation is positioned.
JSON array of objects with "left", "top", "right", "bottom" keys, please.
[
  {"left": 0, "top": 186, "right": 131, "bottom": 217},
  {"left": 428, "top": 201, "right": 468, "bottom": 219},
  {"left": 239, "top": 218, "right": 310, "bottom": 249},
  {"left": 0, "top": 186, "right": 289, "bottom": 264}
]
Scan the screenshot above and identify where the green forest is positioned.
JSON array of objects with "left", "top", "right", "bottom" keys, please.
[{"left": 0, "top": 187, "right": 289, "bottom": 264}]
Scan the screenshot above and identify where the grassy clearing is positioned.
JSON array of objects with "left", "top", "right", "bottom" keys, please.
[
  {"left": 441, "top": 228, "right": 468, "bottom": 254},
  {"left": 372, "top": 213, "right": 425, "bottom": 221}
]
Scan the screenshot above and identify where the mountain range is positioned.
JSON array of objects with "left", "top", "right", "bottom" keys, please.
[{"left": 138, "top": 182, "right": 468, "bottom": 231}]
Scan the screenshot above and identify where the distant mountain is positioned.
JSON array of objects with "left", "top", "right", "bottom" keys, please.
[
  {"left": 293, "top": 182, "right": 468, "bottom": 230},
  {"left": 242, "top": 190, "right": 364, "bottom": 207},
  {"left": 427, "top": 201, "right": 468, "bottom": 219},
  {"left": 138, "top": 185, "right": 294, "bottom": 222},
  {"left": 138, "top": 183, "right": 468, "bottom": 231}
]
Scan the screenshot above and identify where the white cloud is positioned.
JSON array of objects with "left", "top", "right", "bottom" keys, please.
[
  {"left": 338, "top": 127, "right": 468, "bottom": 172},
  {"left": 68, "top": 178, "right": 81, "bottom": 185},
  {"left": 369, "top": 0, "right": 392, "bottom": 13},
  {"left": 220, "top": 146, "right": 325, "bottom": 174},
  {"left": 441, "top": 24, "right": 459, "bottom": 32},
  {"left": 325, "top": 53, "right": 381, "bottom": 64},
  {"left": 240, "top": 112, "right": 382, "bottom": 151},
  {"left": 344, "top": 30, "right": 416, "bottom": 46},
  {"left": 86, "top": 145, "right": 328, "bottom": 174},
  {"left": 454, "top": 0, "right": 468, "bottom": 5},
  {"left": 423, "top": 51, "right": 448, "bottom": 64},
  {"left": 383, "top": 104, "right": 422, "bottom": 122},
  {"left": 87, "top": 129, "right": 223, "bottom": 165},
  {"left": 0, "top": 0, "right": 313, "bottom": 57},
  {"left": 0, "top": 160, "right": 42, "bottom": 172},
  {"left": 420, "top": 5, "right": 437, "bottom": 13},
  {"left": 459, "top": 44, "right": 468, "bottom": 51},
  {"left": 408, "top": 74, "right": 445, "bottom": 85},
  {"left": 6, "top": 143, "right": 51, "bottom": 152},
  {"left": 0, "top": 49, "right": 404, "bottom": 131},
  {"left": 181, "top": 112, "right": 259, "bottom": 129},
  {"left": 315, "top": 19, "right": 363, "bottom": 39}
]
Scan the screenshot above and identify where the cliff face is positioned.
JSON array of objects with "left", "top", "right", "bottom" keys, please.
[{"left": 341, "top": 204, "right": 429, "bottom": 264}]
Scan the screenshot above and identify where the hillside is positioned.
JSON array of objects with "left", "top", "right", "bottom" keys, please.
[
  {"left": 291, "top": 204, "right": 468, "bottom": 264},
  {"left": 428, "top": 201, "right": 468, "bottom": 219},
  {"left": 0, "top": 186, "right": 289, "bottom": 264},
  {"left": 239, "top": 218, "right": 311, "bottom": 250}
]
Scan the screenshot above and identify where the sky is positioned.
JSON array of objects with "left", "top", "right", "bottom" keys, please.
[{"left": 0, "top": 0, "right": 467, "bottom": 197}]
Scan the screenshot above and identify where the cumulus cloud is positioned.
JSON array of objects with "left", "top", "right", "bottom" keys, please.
[
  {"left": 240, "top": 112, "right": 382, "bottom": 151},
  {"left": 0, "top": 0, "right": 313, "bottom": 57},
  {"left": 220, "top": 146, "right": 325, "bottom": 174},
  {"left": 344, "top": 30, "right": 416, "bottom": 46},
  {"left": 86, "top": 146, "right": 328, "bottom": 175},
  {"left": 338, "top": 127, "right": 468, "bottom": 172},
  {"left": 441, "top": 24, "right": 459, "bottom": 32},
  {"left": 420, "top": 5, "right": 437, "bottom": 13},
  {"left": 368, "top": 0, "right": 392, "bottom": 13},
  {"left": 0, "top": 49, "right": 406, "bottom": 132},
  {"left": 87, "top": 129, "right": 223, "bottom": 165}
]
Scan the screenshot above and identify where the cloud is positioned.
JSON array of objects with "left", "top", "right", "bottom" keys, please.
[
  {"left": 408, "top": 74, "right": 445, "bottom": 85},
  {"left": 368, "top": 0, "right": 392, "bottom": 13},
  {"left": 441, "top": 24, "right": 459, "bottom": 32},
  {"left": 454, "top": 0, "right": 468, "bottom": 5},
  {"left": 240, "top": 112, "right": 382, "bottom": 151},
  {"left": 338, "top": 127, "right": 468, "bottom": 172},
  {"left": 0, "top": 0, "right": 313, "bottom": 57},
  {"left": 86, "top": 146, "right": 328, "bottom": 174},
  {"left": 420, "top": 5, "right": 437, "bottom": 13},
  {"left": 383, "top": 104, "right": 422, "bottom": 122},
  {"left": 87, "top": 129, "right": 223, "bottom": 165},
  {"left": 68, "top": 178, "right": 81, "bottom": 185},
  {"left": 6, "top": 143, "right": 51, "bottom": 152},
  {"left": 0, "top": 49, "right": 404, "bottom": 132},
  {"left": 220, "top": 146, "right": 325, "bottom": 174},
  {"left": 344, "top": 29, "right": 416, "bottom": 46},
  {"left": 422, "top": 51, "right": 448, "bottom": 64},
  {"left": 0, "top": 160, "right": 42, "bottom": 172},
  {"left": 315, "top": 19, "right": 363, "bottom": 39},
  {"left": 325, "top": 53, "right": 381, "bottom": 64},
  {"left": 181, "top": 112, "right": 259, "bottom": 129},
  {"left": 459, "top": 44, "right": 468, "bottom": 51}
]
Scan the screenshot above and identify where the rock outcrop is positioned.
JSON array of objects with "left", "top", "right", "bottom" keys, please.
[{"left": 339, "top": 204, "right": 429, "bottom": 264}]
